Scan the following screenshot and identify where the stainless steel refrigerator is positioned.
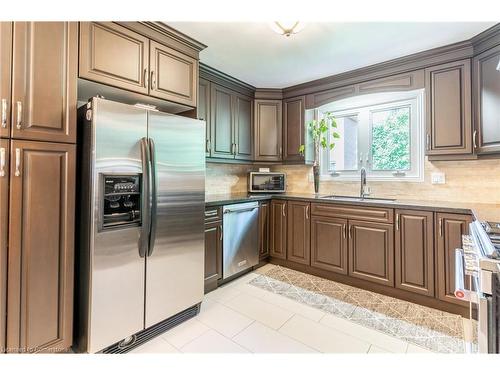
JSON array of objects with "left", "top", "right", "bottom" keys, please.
[{"left": 75, "top": 97, "right": 205, "bottom": 353}]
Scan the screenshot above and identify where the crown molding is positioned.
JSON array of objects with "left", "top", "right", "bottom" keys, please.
[{"left": 200, "top": 63, "right": 255, "bottom": 97}]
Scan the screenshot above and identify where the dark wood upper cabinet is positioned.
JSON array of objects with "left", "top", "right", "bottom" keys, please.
[
  {"left": 79, "top": 22, "right": 150, "bottom": 95},
  {"left": 283, "top": 96, "right": 305, "bottom": 162},
  {"left": 473, "top": 44, "right": 500, "bottom": 154},
  {"left": 436, "top": 212, "right": 472, "bottom": 307},
  {"left": 0, "top": 139, "right": 8, "bottom": 353},
  {"left": 259, "top": 201, "right": 270, "bottom": 259},
  {"left": 198, "top": 78, "right": 211, "bottom": 156},
  {"left": 425, "top": 59, "right": 472, "bottom": 156},
  {"left": 395, "top": 210, "right": 434, "bottom": 297},
  {"left": 12, "top": 22, "right": 78, "bottom": 144},
  {"left": 234, "top": 93, "right": 253, "bottom": 161},
  {"left": 149, "top": 40, "right": 198, "bottom": 107},
  {"left": 204, "top": 221, "right": 222, "bottom": 293},
  {"left": 210, "top": 83, "right": 234, "bottom": 159},
  {"left": 7, "top": 140, "right": 75, "bottom": 353},
  {"left": 254, "top": 99, "right": 282, "bottom": 162},
  {"left": 270, "top": 200, "right": 287, "bottom": 259},
  {"left": 287, "top": 201, "right": 311, "bottom": 265},
  {"left": 348, "top": 220, "right": 394, "bottom": 287},
  {"left": 0, "top": 23, "right": 12, "bottom": 139},
  {"left": 311, "top": 216, "right": 348, "bottom": 275}
]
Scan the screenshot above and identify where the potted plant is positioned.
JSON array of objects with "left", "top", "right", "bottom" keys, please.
[{"left": 299, "top": 112, "right": 340, "bottom": 194}]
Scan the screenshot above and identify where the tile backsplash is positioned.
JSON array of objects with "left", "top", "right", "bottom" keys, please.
[{"left": 206, "top": 158, "right": 500, "bottom": 204}]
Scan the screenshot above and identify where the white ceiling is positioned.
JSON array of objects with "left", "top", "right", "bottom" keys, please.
[{"left": 168, "top": 22, "right": 495, "bottom": 88}]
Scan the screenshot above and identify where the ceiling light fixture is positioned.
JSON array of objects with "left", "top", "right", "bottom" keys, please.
[{"left": 270, "top": 21, "right": 306, "bottom": 37}]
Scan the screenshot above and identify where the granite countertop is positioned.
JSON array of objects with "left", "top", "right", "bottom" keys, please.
[{"left": 205, "top": 192, "right": 500, "bottom": 222}]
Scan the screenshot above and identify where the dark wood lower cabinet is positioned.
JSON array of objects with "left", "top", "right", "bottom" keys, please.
[
  {"left": 0, "top": 139, "right": 8, "bottom": 353},
  {"left": 436, "top": 212, "right": 472, "bottom": 306},
  {"left": 270, "top": 200, "right": 287, "bottom": 259},
  {"left": 286, "top": 201, "right": 310, "bottom": 265},
  {"left": 348, "top": 220, "right": 394, "bottom": 287},
  {"left": 395, "top": 210, "right": 434, "bottom": 297},
  {"left": 259, "top": 201, "right": 270, "bottom": 259},
  {"left": 204, "top": 221, "right": 222, "bottom": 293},
  {"left": 7, "top": 140, "right": 75, "bottom": 353},
  {"left": 311, "top": 216, "right": 348, "bottom": 275}
]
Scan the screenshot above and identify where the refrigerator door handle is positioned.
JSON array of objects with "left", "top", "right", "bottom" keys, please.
[
  {"left": 147, "top": 137, "right": 158, "bottom": 257},
  {"left": 139, "top": 137, "right": 151, "bottom": 258}
]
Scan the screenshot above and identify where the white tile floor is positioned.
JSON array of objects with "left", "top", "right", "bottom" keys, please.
[{"left": 131, "top": 267, "right": 435, "bottom": 354}]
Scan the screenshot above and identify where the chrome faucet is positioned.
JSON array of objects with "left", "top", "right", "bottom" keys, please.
[{"left": 360, "top": 167, "right": 368, "bottom": 198}]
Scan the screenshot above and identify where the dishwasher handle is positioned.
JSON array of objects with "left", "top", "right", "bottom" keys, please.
[{"left": 223, "top": 207, "right": 258, "bottom": 214}]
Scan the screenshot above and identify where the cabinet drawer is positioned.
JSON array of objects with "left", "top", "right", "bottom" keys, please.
[
  {"left": 204, "top": 207, "right": 222, "bottom": 223},
  {"left": 311, "top": 203, "right": 394, "bottom": 223}
]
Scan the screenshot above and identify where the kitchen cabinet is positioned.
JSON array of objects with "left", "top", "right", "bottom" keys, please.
[
  {"left": 287, "top": 201, "right": 310, "bottom": 265},
  {"left": 270, "top": 200, "right": 287, "bottom": 259},
  {"left": 259, "top": 201, "right": 270, "bottom": 259},
  {"left": 254, "top": 99, "right": 282, "bottom": 162},
  {"left": 425, "top": 59, "right": 472, "bottom": 157},
  {"left": 149, "top": 40, "right": 198, "bottom": 107},
  {"left": 234, "top": 93, "right": 253, "bottom": 160},
  {"left": 198, "top": 78, "right": 211, "bottom": 156},
  {"left": 283, "top": 96, "right": 305, "bottom": 162},
  {"left": 204, "top": 222, "right": 222, "bottom": 293},
  {"left": 348, "top": 220, "right": 394, "bottom": 287},
  {"left": 0, "top": 139, "right": 8, "bottom": 353},
  {"left": 79, "top": 22, "right": 150, "bottom": 95},
  {"left": 7, "top": 140, "right": 75, "bottom": 353},
  {"left": 11, "top": 22, "right": 78, "bottom": 143},
  {"left": 436, "top": 212, "right": 472, "bottom": 306},
  {"left": 0, "top": 23, "right": 11, "bottom": 139},
  {"left": 311, "top": 216, "right": 348, "bottom": 275},
  {"left": 473, "top": 44, "right": 500, "bottom": 154},
  {"left": 395, "top": 210, "right": 434, "bottom": 297}
]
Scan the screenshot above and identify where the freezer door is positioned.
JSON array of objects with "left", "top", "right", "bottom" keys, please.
[
  {"left": 145, "top": 111, "right": 205, "bottom": 328},
  {"left": 88, "top": 98, "right": 148, "bottom": 352}
]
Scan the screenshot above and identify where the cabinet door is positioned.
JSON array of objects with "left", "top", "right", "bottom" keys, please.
[
  {"left": 283, "top": 96, "right": 305, "bottom": 162},
  {"left": 210, "top": 84, "right": 234, "bottom": 159},
  {"left": 7, "top": 140, "right": 75, "bottom": 353},
  {"left": 204, "top": 222, "right": 222, "bottom": 293},
  {"left": 12, "top": 22, "right": 78, "bottom": 143},
  {"left": 149, "top": 40, "right": 198, "bottom": 107},
  {"left": 395, "top": 210, "right": 434, "bottom": 297},
  {"left": 270, "top": 200, "right": 287, "bottom": 259},
  {"left": 311, "top": 216, "right": 348, "bottom": 275},
  {"left": 0, "top": 23, "right": 12, "bottom": 139},
  {"left": 473, "top": 44, "right": 500, "bottom": 154},
  {"left": 425, "top": 59, "right": 472, "bottom": 156},
  {"left": 348, "top": 220, "right": 394, "bottom": 287},
  {"left": 287, "top": 201, "right": 310, "bottom": 265},
  {"left": 234, "top": 94, "right": 253, "bottom": 161},
  {"left": 259, "top": 201, "right": 270, "bottom": 259},
  {"left": 436, "top": 213, "right": 472, "bottom": 306},
  {"left": 198, "top": 78, "right": 211, "bottom": 157},
  {"left": 254, "top": 99, "right": 282, "bottom": 161},
  {"left": 0, "top": 139, "right": 8, "bottom": 353},
  {"left": 79, "top": 22, "right": 149, "bottom": 95}
]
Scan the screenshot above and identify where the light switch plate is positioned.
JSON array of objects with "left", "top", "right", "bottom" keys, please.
[{"left": 431, "top": 172, "right": 446, "bottom": 184}]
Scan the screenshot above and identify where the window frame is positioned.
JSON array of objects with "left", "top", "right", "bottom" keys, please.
[{"left": 317, "top": 89, "right": 424, "bottom": 182}]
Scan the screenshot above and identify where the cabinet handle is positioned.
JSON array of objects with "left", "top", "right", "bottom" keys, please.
[
  {"left": 14, "top": 148, "right": 21, "bottom": 177},
  {"left": 439, "top": 218, "right": 443, "bottom": 237},
  {"left": 426, "top": 133, "right": 430, "bottom": 151},
  {"left": 150, "top": 71, "right": 156, "bottom": 90},
  {"left": 396, "top": 213, "right": 400, "bottom": 231},
  {"left": 16, "top": 101, "right": 22, "bottom": 130},
  {"left": 1, "top": 99, "right": 7, "bottom": 128},
  {"left": 143, "top": 68, "right": 148, "bottom": 88},
  {"left": 205, "top": 210, "right": 218, "bottom": 217},
  {"left": 282, "top": 204, "right": 285, "bottom": 217},
  {"left": 206, "top": 139, "right": 211, "bottom": 153},
  {"left": 220, "top": 225, "right": 223, "bottom": 241},
  {"left": 279, "top": 146, "right": 282, "bottom": 156},
  {"left": 305, "top": 205, "right": 309, "bottom": 219},
  {"left": 0, "top": 147, "right": 5, "bottom": 177},
  {"left": 343, "top": 224, "right": 346, "bottom": 239},
  {"left": 473, "top": 130, "right": 477, "bottom": 149},
  {"left": 349, "top": 225, "right": 353, "bottom": 239},
  {"left": 235, "top": 143, "right": 238, "bottom": 155}
]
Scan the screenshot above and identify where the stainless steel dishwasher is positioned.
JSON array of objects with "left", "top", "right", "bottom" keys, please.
[{"left": 222, "top": 201, "right": 259, "bottom": 279}]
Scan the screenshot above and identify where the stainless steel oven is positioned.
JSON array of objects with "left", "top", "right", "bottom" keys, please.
[{"left": 248, "top": 172, "right": 286, "bottom": 193}]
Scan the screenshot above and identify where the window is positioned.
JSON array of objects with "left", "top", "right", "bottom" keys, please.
[{"left": 319, "top": 90, "right": 424, "bottom": 181}]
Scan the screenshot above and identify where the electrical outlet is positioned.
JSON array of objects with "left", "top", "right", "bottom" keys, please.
[{"left": 431, "top": 172, "right": 446, "bottom": 184}]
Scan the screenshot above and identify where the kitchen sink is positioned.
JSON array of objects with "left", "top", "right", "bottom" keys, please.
[{"left": 320, "top": 195, "right": 396, "bottom": 203}]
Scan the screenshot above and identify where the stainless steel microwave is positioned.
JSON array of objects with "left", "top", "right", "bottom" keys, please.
[{"left": 248, "top": 172, "right": 286, "bottom": 193}]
